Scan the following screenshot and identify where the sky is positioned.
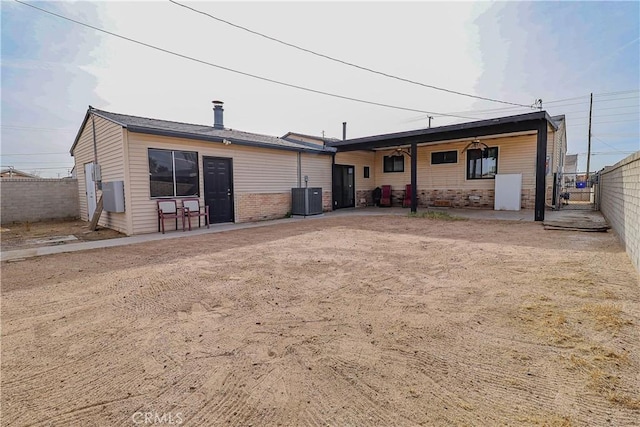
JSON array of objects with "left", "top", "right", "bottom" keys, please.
[{"left": 1, "top": 1, "right": 639, "bottom": 178}]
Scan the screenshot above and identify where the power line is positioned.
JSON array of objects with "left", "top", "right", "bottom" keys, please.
[
  {"left": 429, "top": 91, "right": 639, "bottom": 119},
  {"left": 573, "top": 37, "right": 640, "bottom": 82},
  {"left": 1, "top": 125, "right": 76, "bottom": 132},
  {"left": 169, "top": 0, "right": 531, "bottom": 108},
  {"left": 594, "top": 95, "right": 640, "bottom": 103},
  {"left": 571, "top": 112, "right": 640, "bottom": 120},
  {"left": 4, "top": 166, "right": 73, "bottom": 170},
  {"left": 573, "top": 151, "right": 637, "bottom": 155},
  {"left": 593, "top": 89, "right": 640, "bottom": 98},
  {"left": 544, "top": 95, "right": 591, "bottom": 104},
  {"left": 593, "top": 104, "right": 640, "bottom": 112},
  {"left": 592, "top": 135, "right": 636, "bottom": 154},
  {"left": 0, "top": 161, "right": 73, "bottom": 164},
  {"left": 561, "top": 104, "right": 639, "bottom": 114},
  {"left": 594, "top": 133, "right": 640, "bottom": 137},
  {"left": 593, "top": 118, "right": 640, "bottom": 124},
  {"left": 430, "top": 99, "right": 591, "bottom": 119},
  {"left": 0, "top": 152, "right": 69, "bottom": 156},
  {"left": 14, "top": 0, "right": 479, "bottom": 121},
  {"left": 568, "top": 118, "right": 640, "bottom": 126}
]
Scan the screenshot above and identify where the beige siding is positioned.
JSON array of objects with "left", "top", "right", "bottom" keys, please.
[
  {"left": 301, "top": 153, "right": 332, "bottom": 190},
  {"left": 127, "top": 132, "right": 331, "bottom": 234},
  {"left": 374, "top": 151, "right": 410, "bottom": 188},
  {"left": 370, "top": 133, "right": 539, "bottom": 191},
  {"left": 71, "top": 114, "right": 129, "bottom": 234},
  {"left": 335, "top": 151, "right": 376, "bottom": 192}
]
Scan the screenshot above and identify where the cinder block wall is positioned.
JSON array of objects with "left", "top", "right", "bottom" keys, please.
[
  {"left": 0, "top": 178, "right": 80, "bottom": 224},
  {"left": 599, "top": 152, "right": 640, "bottom": 272}
]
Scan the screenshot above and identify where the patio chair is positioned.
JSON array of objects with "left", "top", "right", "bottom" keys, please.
[
  {"left": 157, "top": 199, "right": 185, "bottom": 234},
  {"left": 403, "top": 184, "right": 412, "bottom": 208},
  {"left": 380, "top": 185, "right": 392, "bottom": 207},
  {"left": 182, "top": 198, "right": 210, "bottom": 231}
]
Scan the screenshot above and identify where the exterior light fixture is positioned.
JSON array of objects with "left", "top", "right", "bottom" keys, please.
[
  {"left": 463, "top": 138, "right": 489, "bottom": 152},
  {"left": 392, "top": 147, "right": 412, "bottom": 157}
]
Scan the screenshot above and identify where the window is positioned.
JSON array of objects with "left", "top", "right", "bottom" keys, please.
[
  {"left": 364, "top": 166, "right": 370, "bottom": 178},
  {"left": 466, "top": 147, "right": 498, "bottom": 179},
  {"left": 431, "top": 150, "right": 458, "bottom": 164},
  {"left": 149, "top": 149, "right": 199, "bottom": 197},
  {"left": 383, "top": 155, "right": 404, "bottom": 173}
]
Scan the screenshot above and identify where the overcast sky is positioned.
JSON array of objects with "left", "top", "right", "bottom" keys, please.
[{"left": 2, "top": 1, "right": 639, "bottom": 178}]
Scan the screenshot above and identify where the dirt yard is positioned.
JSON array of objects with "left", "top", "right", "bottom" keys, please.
[
  {"left": 1, "top": 219, "right": 124, "bottom": 251},
  {"left": 2, "top": 215, "right": 639, "bottom": 426}
]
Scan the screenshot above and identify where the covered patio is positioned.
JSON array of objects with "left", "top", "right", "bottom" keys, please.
[{"left": 328, "top": 111, "right": 561, "bottom": 221}]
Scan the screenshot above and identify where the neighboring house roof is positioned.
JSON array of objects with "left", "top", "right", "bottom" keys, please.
[
  {"left": 70, "top": 107, "right": 335, "bottom": 155},
  {"left": 551, "top": 115, "right": 566, "bottom": 127},
  {"left": 327, "top": 111, "right": 560, "bottom": 152},
  {"left": 564, "top": 154, "right": 578, "bottom": 173},
  {"left": 0, "top": 168, "right": 40, "bottom": 178}
]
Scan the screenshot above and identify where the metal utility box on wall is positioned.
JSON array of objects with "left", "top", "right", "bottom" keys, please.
[
  {"left": 291, "top": 187, "right": 322, "bottom": 216},
  {"left": 102, "top": 181, "right": 125, "bottom": 212}
]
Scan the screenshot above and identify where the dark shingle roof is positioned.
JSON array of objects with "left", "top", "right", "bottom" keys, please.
[{"left": 73, "top": 108, "right": 335, "bottom": 154}]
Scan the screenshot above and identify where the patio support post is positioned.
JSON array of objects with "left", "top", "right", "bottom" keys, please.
[
  {"left": 411, "top": 142, "right": 418, "bottom": 213},
  {"left": 534, "top": 119, "right": 547, "bottom": 221}
]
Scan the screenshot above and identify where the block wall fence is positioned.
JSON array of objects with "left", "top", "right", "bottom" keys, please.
[
  {"left": 598, "top": 152, "right": 640, "bottom": 272},
  {"left": 0, "top": 179, "right": 80, "bottom": 224}
]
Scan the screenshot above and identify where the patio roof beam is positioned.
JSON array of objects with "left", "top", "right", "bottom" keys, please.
[
  {"left": 411, "top": 142, "right": 417, "bottom": 213},
  {"left": 535, "top": 119, "right": 548, "bottom": 221},
  {"left": 332, "top": 120, "right": 542, "bottom": 152}
]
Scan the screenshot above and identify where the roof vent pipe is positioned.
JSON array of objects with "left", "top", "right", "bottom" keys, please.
[
  {"left": 342, "top": 122, "right": 347, "bottom": 141},
  {"left": 212, "top": 100, "right": 224, "bottom": 129}
]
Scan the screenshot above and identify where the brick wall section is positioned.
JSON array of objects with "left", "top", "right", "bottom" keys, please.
[
  {"left": 237, "top": 190, "right": 333, "bottom": 222},
  {"left": 322, "top": 191, "right": 332, "bottom": 212},
  {"left": 236, "top": 193, "right": 290, "bottom": 222},
  {"left": 599, "top": 152, "right": 640, "bottom": 272},
  {"left": 377, "top": 188, "right": 536, "bottom": 209},
  {"left": 356, "top": 190, "right": 373, "bottom": 206},
  {"left": 0, "top": 178, "right": 79, "bottom": 224}
]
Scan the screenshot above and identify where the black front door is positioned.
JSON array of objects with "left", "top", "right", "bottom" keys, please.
[
  {"left": 203, "top": 156, "right": 234, "bottom": 223},
  {"left": 333, "top": 164, "right": 355, "bottom": 209}
]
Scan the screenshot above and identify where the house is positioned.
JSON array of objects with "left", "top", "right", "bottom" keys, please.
[
  {"left": 327, "top": 111, "right": 567, "bottom": 221},
  {"left": 0, "top": 168, "right": 40, "bottom": 179},
  {"left": 70, "top": 102, "right": 334, "bottom": 236}
]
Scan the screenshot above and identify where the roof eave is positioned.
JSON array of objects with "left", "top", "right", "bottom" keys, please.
[
  {"left": 328, "top": 111, "right": 558, "bottom": 152},
  {"left": 126, "top": 126, "right": 335, "bottom": 155},
  {"left": 69, "top": 106, "right": 128, "bottom": 155}
]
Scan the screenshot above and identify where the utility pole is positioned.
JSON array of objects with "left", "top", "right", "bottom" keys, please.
[
  {"left": 427, "top": 116, "right": 433, "bottom": 128},
  {"left": 586, "top": 92, "right": 593, "bottom": 181}
]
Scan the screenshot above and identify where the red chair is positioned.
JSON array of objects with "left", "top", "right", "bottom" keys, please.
[
  {"left": 182, "top": 198, "right": 210, "bottom": 230},
  {"left": 157, "top": 200, "right": 185, "bottom": 234},
  {"left": 403, "top": 184, "right": 412, "bottom": 208},
  {"left": 380, "top": 185, "right": 392, "bottom": 207}
]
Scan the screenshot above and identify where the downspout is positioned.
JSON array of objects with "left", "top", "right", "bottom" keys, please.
[
  {"left": 331, "top": 152, "right": 336, "bottom": 211},
  {"left": 410, "top": 142, "right": 417, "bottom": 213},
  {"left": 90, "top": 106, "right": 98, "bottom": 166},
  {"left": 297, "top": 152, "right": 302, "bottom": 187},
  {"left": 89, "top": 106, "right": 101, "bottom": 188}
]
